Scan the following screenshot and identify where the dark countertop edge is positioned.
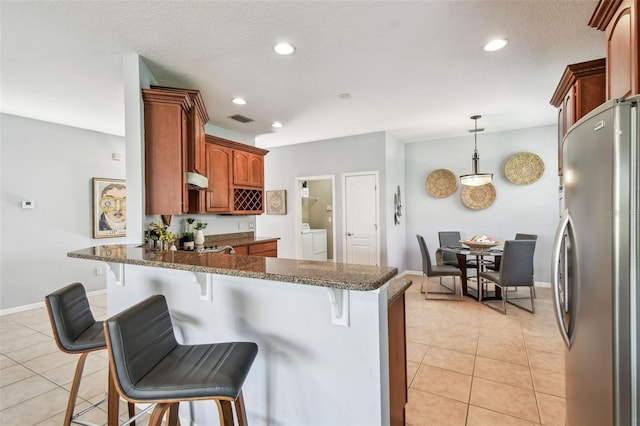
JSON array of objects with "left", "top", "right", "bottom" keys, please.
[
  {"left": 387, "top": 276, "right": 413, "bottom": 305},
  {"left": 67, "top": 249, "right": 397, "bottom": 292}
]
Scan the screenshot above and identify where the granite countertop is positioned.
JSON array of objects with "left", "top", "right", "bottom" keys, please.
[
  {"left": 69, "top": 245, "right": 398, "bottom": 292},
  {"left": 386, "top": 276, "right": 412, "bottom": 305}
]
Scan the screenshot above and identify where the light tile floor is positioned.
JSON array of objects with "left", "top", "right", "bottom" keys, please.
[
  {"left": 405, "top": 274, "right": 566, "bottom": 426},
  {"left": 0, "top": 292, "right": 152, "bottom": 425},
  {"left": 0, "top": 280, "right": 566, "bottom": 425}
]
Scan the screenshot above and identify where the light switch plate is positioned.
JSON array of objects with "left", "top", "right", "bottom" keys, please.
[{"left": 21, "top": 200, "right": 34, "bottom": 209}]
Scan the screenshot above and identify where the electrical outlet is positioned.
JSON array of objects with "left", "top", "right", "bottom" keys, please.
[
  {"left": 238, "top": 222, "right": 243, "bottom": 230},
  {"left": 248, "top": 222, "right": 254, "bottom": 229},
  {"left": 95, "top": 267, "right": 103, "bottom": 276}
]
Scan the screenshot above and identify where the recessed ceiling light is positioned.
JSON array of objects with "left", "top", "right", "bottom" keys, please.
[
  {"left": 272, "top": 122, "right": 283, "bottom": 128},
  {"left": 273, "top": 42, "right": 295, "bottom": 55},
  {"left": 484, "top": 38, "right": 508, "bottom": 52},
  {"left": 232, "top": 97, "right": 247, "bottom": 105}
]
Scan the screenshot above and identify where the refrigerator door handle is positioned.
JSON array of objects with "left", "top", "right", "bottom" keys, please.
[{"left": 552, "top": 209, "right": 572, "bottom": 348}]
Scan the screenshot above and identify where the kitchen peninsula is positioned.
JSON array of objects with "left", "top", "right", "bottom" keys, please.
[{"left": 69, "top": 245, "right": 411, "bottom": 426}]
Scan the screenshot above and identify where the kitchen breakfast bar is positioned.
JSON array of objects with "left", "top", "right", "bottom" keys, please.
[{"left": 68, "top": 245, "right": 411, "bottom": 426}]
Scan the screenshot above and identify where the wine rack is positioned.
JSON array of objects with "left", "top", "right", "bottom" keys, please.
[{"left": 233, "top": 189, "right": 263, "bottom": 213}]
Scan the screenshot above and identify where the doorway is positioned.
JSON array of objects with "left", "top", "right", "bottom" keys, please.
[{"left": 295, "top": 175, "right": 335, "bottom": 261}]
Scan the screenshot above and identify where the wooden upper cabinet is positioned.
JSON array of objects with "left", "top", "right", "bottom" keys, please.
[
  {"left": 205, "top": 143, "right": 232, "bottom": 212},
  {"left": 151, "top": 86, "right": 209, "bottom": 176},
  {"left": 142, "top": 89, "right": 191, "bottom": 215},
  {"left": 233, "top": 150, "right": 264, "bottom": 187},
  {"left": 203, "top": 135, "right": 268, "bottom": 214},
  {"left": 550, "top": 58, "right": 606, "bottom": 175},
  {"left": 589, "top": 0, "right": 639, "bottom": 99}
]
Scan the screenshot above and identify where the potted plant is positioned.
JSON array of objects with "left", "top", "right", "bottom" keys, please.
[
  {"left": 183, "top": 231, "right": 195, "bottom": 250},
  {"left": 185, "top": 217, "right": 195, "bottom": 234},
  {"left": 194, "top": 220, "right": 207, "bottom": 246},
  {"left": 159, "top": 230, "right": 178, "bottom": 251}
]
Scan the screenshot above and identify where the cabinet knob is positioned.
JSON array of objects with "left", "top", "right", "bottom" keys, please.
[{"left": 346, "top": 232, "right": 354, "bottom": 236}]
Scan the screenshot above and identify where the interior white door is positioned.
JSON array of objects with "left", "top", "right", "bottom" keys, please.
[{"left": 344, "top": 173, "right": 378, "bottom": 265}]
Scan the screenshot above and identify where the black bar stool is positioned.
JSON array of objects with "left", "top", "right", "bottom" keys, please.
[
  {"left": 45, "top": 282, "right": 136, "bottom": 426},
  {"left": 104, "top": 294, "right": 258, "bottom": 426}
]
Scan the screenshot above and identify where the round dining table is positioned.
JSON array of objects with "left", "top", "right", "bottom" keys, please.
[{"left": 437, "top": 246, "right": 503, "bottom": 300}]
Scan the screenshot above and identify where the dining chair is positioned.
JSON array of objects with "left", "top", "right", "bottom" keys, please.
[
  {"left": 486, "top": 233, "right": 537, "bottom": 270},
  {"left": 489, "top": 233, "right": 538, "bottom": 298},
  {"left": 417, "top": 234, "right": 462, "bottom": 300},
  {"left": 437, "top": 231, "right": 464, "bottom": 267},
  {"left": 438, "top": 230, "right": 478, "bottom": 281},
  {"left": 478, "top": 240, "right": 536, "bottom": 315}
]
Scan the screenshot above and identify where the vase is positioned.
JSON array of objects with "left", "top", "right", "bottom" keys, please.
[{"left": 195, "top": 230, "right": 205, "bottom": 246}]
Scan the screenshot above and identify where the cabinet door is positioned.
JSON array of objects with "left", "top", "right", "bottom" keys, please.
[
  {"left": 607, "top": 0, "right": 636, "bottom": 99},
  {"left": 205, "top": 144, "right": 232, "bottom": 212},
  {"left": 388, "top": 294, "right": 407, "bottom": 426},
  {"left": 557, "top": 105, "right": 565, "bottom": 176},
  {"left": 143, "top": 92, "right": 190, "bottom": 215},
  {"left": 193, "top": 113, "right": 206, "bottom": 175},
  {"left": 248, "top": 154, "right": 264, "bottom": 186},
  {"left": 233, "top": 150, "right": 264, "bottom": 187}
]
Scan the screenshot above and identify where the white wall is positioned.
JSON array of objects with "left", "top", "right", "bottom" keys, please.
[
  {"left": 405, "top": 125, "right": 559, "bottom": 282},
  {"left": 384, "top": 134, "right": 407, "bottom": 272},
  {"left": 0, "top": 114, "right": 126, "bottom": 309},
  {"left": 257, "top": 132, "right": 390, "bottom": 264}
]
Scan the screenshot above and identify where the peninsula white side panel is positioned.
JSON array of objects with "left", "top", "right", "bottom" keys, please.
[{"left": 107, "top": 265, "right": 390, "bottom": 426}]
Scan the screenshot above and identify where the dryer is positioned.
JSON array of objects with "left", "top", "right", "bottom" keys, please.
[{"left": 301, "top": 223, "right": 327, "bottom": 261}]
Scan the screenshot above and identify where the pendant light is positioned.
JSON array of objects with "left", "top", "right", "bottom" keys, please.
[{"left": 460, "top": 115, "right": 493, "bottom": 186}]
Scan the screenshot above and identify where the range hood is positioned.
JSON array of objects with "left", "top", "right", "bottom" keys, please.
[{"left": 187, "top": 172, "right": 208, "bottom": 190}]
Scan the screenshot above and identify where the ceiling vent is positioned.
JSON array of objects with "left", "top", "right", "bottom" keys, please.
[{"left": 228, "top": 114, "right": 254, "bottom": 123}]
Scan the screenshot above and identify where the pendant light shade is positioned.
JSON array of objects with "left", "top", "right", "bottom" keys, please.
[{"left": 460, "top": 115, "right": 493, "bottom": 186}]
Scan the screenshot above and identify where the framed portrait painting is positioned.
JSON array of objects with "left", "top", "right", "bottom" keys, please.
[{"left": 93, "top": 178, "right": 126, "bottom": 238}]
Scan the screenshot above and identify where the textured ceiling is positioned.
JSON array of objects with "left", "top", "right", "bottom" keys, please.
[{"left": 1, "top": 1, "right": 604, "bottom": 148}]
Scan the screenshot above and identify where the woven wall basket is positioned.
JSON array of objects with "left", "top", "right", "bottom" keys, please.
[
  {"left": 461, "top": 183, "right": 496, "bottom": 210},
  {"left": 425, "top": 169, "right": 458, "bottom": 198},
  {"left": 504, "top": 152, "right": 545, "bottom": 185}
]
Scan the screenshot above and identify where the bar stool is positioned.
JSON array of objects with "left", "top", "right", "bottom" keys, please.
[
  {"left": 45, "top": 282, "right": 137, "bottom": 426},
  {"left": 104, "top": 294, "right": 259, "bottom": 426}
]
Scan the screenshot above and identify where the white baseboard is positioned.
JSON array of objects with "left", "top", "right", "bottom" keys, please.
[{"left": 0, "top": 288, "right": 107, "bottom": 316}]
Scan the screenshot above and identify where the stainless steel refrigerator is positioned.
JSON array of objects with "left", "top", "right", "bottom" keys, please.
[{"left": 552, "top": 95, "right": 639, "bottom": 426}]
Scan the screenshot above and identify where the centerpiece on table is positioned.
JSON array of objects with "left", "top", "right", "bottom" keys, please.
[{"left": 460, "top": 235, "right": 501, "bottom": 251}]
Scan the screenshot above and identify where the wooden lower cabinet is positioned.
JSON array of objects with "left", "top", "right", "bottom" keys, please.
[
  {"left": 388, "top": 293, "right": 407, "bottom": 426},
  {"left": 232, "top": 241, "right": 278, "bottom": 257}
]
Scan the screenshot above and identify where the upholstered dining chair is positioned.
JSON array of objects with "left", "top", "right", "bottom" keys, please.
[
  {"left": 437, "top": 231, "right": 463, "bottom": 267},
  {"left": 487, "top": 233, "right": 537, "bottom": 270},
  {"left": 438, "top": 230, "right": 479, "bottom": 274},
  {"left": 417, "top": 234, "right": 462, "bottom": 300},
  {"left": 479, "top": 240, "right": 536, "bottom": 315},
  {"left": 489, "top": 233, "right": 538, "bottom": 298}
]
